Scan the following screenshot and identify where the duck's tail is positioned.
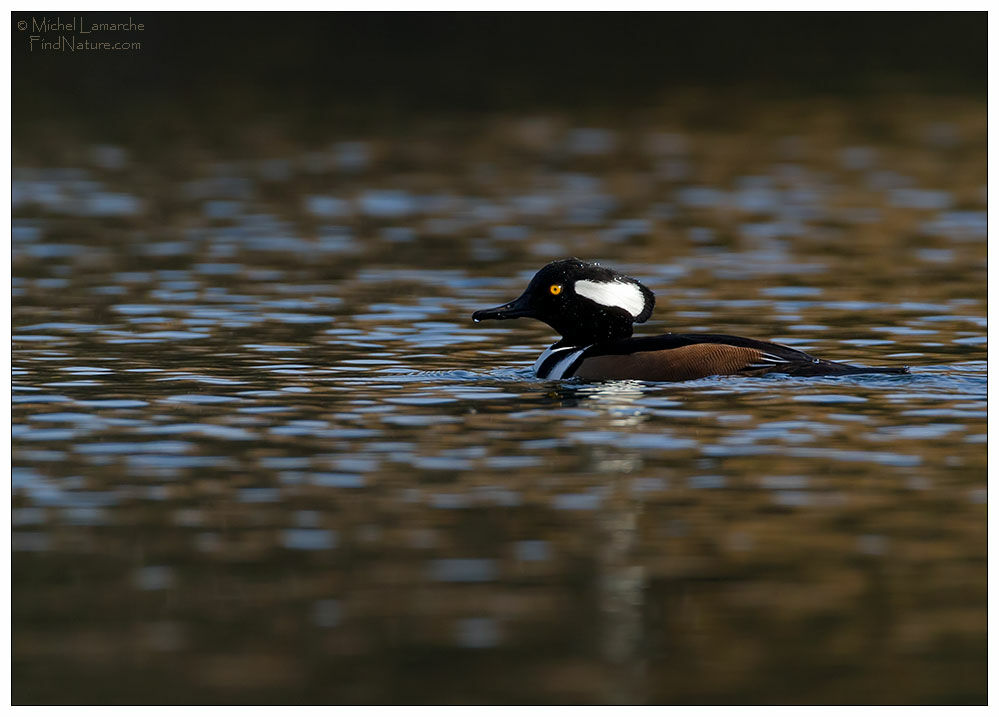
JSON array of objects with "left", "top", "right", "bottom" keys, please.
[{"left": 784, "top": 359, "right": 910, "bottom": 377}]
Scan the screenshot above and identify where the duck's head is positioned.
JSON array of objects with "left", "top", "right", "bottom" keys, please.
[{"left": 472, "top": 258, "right": 655, "bottom": 344}]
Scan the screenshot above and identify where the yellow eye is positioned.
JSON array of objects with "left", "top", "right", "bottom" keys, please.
[{"left": 549, "top": 284, "right": 562, "bottom": 296}]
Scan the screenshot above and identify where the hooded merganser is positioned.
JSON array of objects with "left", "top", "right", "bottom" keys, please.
[{"left": 472, "top": 258, "right": 909, "bottom": 382}]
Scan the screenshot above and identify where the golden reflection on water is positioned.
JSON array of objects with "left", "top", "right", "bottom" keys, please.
[{"left": 12, "top": 93, "right": 986, "bottom": 704}]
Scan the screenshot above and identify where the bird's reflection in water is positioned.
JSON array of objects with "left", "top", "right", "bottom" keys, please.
[
  {"left": 548, "top": 379, "right": 657, "bottom": 703},
  {"left": 574, "top": 380, "right": 651, "bottom": 423},
  {"left": 550, "top": 380, "right": 652, "bottom": 423}
]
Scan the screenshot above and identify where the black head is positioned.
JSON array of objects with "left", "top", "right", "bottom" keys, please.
[{"left": 471, "top": 258, "right": 655, "bottom": 345}]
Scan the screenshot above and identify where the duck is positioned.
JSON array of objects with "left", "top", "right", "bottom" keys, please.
[{"left": 471, "top": 258, "right": 909, "bottom": 381}]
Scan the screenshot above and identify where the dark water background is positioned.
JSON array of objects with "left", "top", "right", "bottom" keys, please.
[{"left": 12, "top": 13, "right": 986, "bottom": 705}]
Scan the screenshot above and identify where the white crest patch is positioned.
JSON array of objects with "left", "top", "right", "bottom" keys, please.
[{"left": 574, "top": 279, "right": 646, "bottom": 318}]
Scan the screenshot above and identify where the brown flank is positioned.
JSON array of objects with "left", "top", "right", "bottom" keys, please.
[{"left": 573, "top": 344, "right": 767, "bottom": 382}]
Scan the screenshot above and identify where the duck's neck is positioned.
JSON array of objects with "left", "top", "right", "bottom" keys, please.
[{"left": 554, "top": 322, "right": 634, "bottom": 348}]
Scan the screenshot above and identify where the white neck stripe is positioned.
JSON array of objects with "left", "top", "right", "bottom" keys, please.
[
  {"left": 535, "top": 344, "right": 591, "bottom": 379},
  {"left": 532, "top": 344, "right": 575, "bottom": 375}
]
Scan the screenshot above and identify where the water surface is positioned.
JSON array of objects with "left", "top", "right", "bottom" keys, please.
[{"left": 12, "top": 96, "right": 986, "bottom": 704}]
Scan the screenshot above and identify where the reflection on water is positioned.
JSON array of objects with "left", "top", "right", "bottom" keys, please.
[{"left": 12, "top": 96, "right": 986, "bottom": 704}]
